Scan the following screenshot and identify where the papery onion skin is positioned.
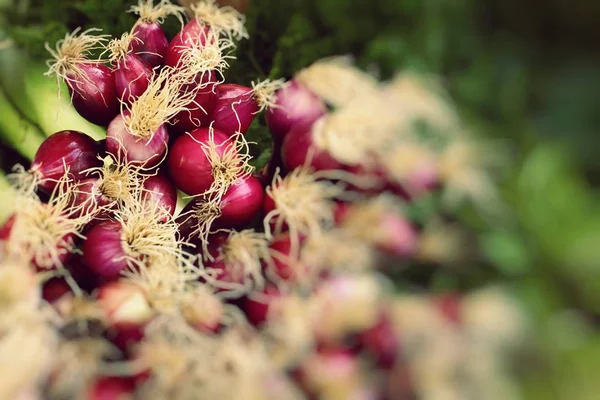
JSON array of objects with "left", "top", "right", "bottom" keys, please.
[
  {"left": 266, "top": 80, "right": 326, "bottom": 143},
  {"left": 142, "top": 174, "right": 178, "bottom": 221},
  {"left": 167, "top": 127, "right": 231, "bottom": 195},
  {"left": 31, "top": 130, "right": 101, "bottom": 193},
  {"left": 106, "top": 112, "right": 169, "bottom": 168},
  {"left": 131, "top": 22, "right": 169, "bottom": 67},
  {"left": 211, "top": 83, "right": 258, "bottom": 136},
  {"left": 67, "top": 64, "right": 120, "bottom": 127},
  {"left": 170, "top": 72, "right": 218, "bottom": 134},
  {"left": 83, "top": 220, "right": 128, "bottom": 280},
  {"left": 96, "top": 281, "right": 154, "bottom": 329},
  {"left": 281, "top": 123, "right": 342, "bottom": 172},
  {"left": 114, "top": 54, "right": 153, "bottom": 104}
]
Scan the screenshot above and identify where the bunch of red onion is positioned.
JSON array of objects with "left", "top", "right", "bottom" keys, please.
[{"left": 0, "top": 1, "right": 523, "bottom": 399}]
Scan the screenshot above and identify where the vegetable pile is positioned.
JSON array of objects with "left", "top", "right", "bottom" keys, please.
[{"left": 0, "top": 1, "right": 528, "bottom": 399}]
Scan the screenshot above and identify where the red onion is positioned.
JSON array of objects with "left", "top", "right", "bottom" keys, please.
[
  {"left": 106, "top": 32, "right": 154, "bottom": 103},
  {"left": 266, "top": 80, "right": 326, "bottom": 143},
  {"left": 142, "top": 174, "right": 177, "bottom": 221},
  {"left": 164, "top": 19, "right": 210, "bottom": 69},
  {"left": 68, "top": 64, "right": 120, "bottom": 126},
  {"left": 170, "top": 71, "right": 218, "bottom": 134},
  {"left": 243, "top": 285, "right": 281, "bottom": 326},
  {"left": 106, "top": 111, "right": 169, "bottom": 167},
  {"left": 42, "top": 278, "right": 72, "bottom": 304},
  {"left": 375, "top": 213, "right": 418, "bottom": 257},
  {"left": 266, "top": 233, "right": 307, "bottom": 283},
  {"left": 27, "top": 130, "right": 101, "bottom": 194},
  {"left": 211, "top": 83, "right": 258, "bottom": 136},
  {"left": 1, "top": 212, "right": 78, "bottom": 270},
  {"left": 96, "top": 281, "right": 154, "bottom": 329},
  {"left": 281, "top": 118, "right": 343, "bottom": 172},
  {"left": 127, "top": 0, "right": 186, "bottom": 67},
  {"left": 131, "top": 22, "right": 169, "bottom": 67},
  {"left": 83, "top": 221, "right": 128, "bottom": 280},
  {"left": 70, "top": 177, "right": 113, "bottom": 219},
  {"left": 46, "top": 29, "right": 120, "bottom": 126},
  {"left": 356, "top": 313, "right": 398, "bottom": 369},
  {"left": 86, "top": 377, "right": 135, "bottom": 400},
  {"left": 178, "top": 175, "right": 263, "bottom": 243},
  {"left": 114, "top": 53, "right": 153, "bottom": 104},
  {"left": 168, "top": 127, "right": 248, "bottom": 195}
]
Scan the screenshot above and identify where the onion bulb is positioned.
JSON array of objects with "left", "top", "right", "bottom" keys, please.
[
  {"left": 128, "top": 0, "right": 186, "bottom": 67},
  {"left": 167, "top": 127, "right": 252, "bottom": 196},
  {"left": 13, "top": 130, "right": 101, "bottom": 194},
  {"left": 106, "top": 67, "right": 197, "bottom": 166},
  {"left": 45, "top": 28, "right": 119, "bottom": 126},
  {"left": 266, "top": 79, "right": 326, "bottom": 143}
]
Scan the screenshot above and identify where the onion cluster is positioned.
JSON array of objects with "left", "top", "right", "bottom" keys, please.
[{"left": 0, "top": 1, "right": 523, "bottom": 399}]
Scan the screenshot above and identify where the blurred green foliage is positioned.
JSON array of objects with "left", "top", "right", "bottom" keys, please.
[{"left": 1, "top": 0, "right": 599, "bottom": 396}]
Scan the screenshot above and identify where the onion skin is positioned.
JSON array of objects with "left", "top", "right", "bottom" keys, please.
[
  {"left": 170, "top": 72, "right": 218, "bottom": 134},
  {"left": 165, "top": 19, "right": 211, "bottom": 72},
  {"left": 266, "top": 80, "right": 326, "bottom": 143},
  {"left": 167, "top": 127, "right": 231, "bottom": 195},
  {"left": 83, "top": 220, "right": 128, "bottom": 280},
  {"left": 142, "top": 174, "right": 177, "bottom": 221},
  {"left": 216, "top": 175, "right": 264, "bottom": 228},
  {"left": 0, "top": 213, "right": 15, "bottom": 241},
  {"left": 131, "top": 21, "right": 169, "bottom": 67},
  {"left": 211, "top": 83, "right": 258, "bottom": 136},
  {"left": 114, "top": 54, "right": 153, "bottom": 103},
  {"left": 31, "top": 130, "right": 101, "bottom": 194},
  {"left": 281, "top": 123, "right": 342, "bottom": 172},
  {"left": 242, "top": 285, "right": 281, "bottom": 326},
  {"left": 106, "top": 112, "right": 169, "bottom": 167},
  {"left": 67, "top": 64, "right": 120, "bottom": 126}
]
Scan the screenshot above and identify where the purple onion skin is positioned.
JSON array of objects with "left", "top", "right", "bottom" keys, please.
[
  {"left": 281, "top": 123, "right": 343, "bottom": 172},
  {"left": 377, "top": 214, "right": 418, "bottom": 258},
  {"left": 131, "top": 22, "right": 169, "bottom": 67},
  {"left": 71, "top": 177, "right": 116, "bottom": 220},
  {"left": 170, "top": 72, "right": 218, "bottom": 134},
  {"left": 31, "top": 130, "right": 101, "bottom": 194},
  {"left": 114, "top": 54, "right": 153, "bottom": 104},
  {"left": 142, "top": 174, "right": 177, "bottom": 221},
  {"left": 266, "top": 80, "right": 326, "bottom": 143},
  {"left": 106, "top": 112, "right": 169, "bottom": 168},
  {"left": 68, "top": 64, "right": 120, "bottom": 126},
  {"left": 177, "top": 174, "right": 263, "bottom": 240},
  {"left": 165, "top": 20, "right": 211, "bottom": 70},
  {"left": 167, "top": 127, "right": 231, "bottom": 195},
  {"left": 212, "top": 84, "right": 258, "bottom": 136},
  {"left": 83, "top": 220, "right": 128, "bottom": 280},
  {"left": 217, "top": 175, "right": 264, "bottom": 227}
]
